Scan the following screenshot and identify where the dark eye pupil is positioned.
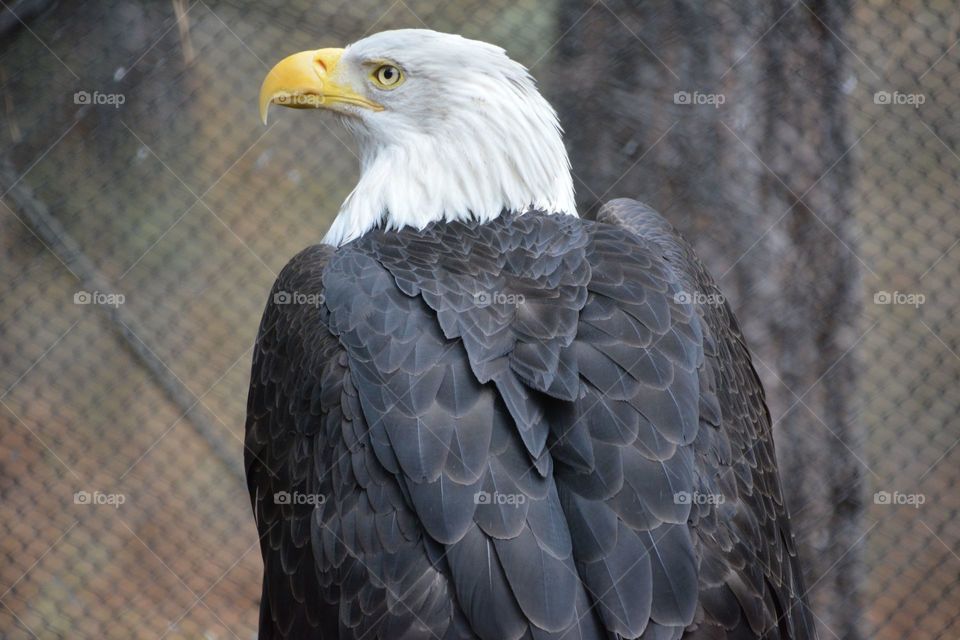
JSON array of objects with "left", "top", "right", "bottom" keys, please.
[{"left": 383, "top": 68, "right": 394, "bottom": 79}]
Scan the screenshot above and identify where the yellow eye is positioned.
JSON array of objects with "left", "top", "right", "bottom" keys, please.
[{"left": 372, "top": 64, "right": 403, "bottom": 89}]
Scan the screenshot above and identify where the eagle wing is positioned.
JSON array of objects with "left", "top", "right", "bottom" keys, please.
[
  {"left": 245, "top": 202, "right": 815, "bottom": 639},
  {"left": 246, "top": 245, "right": 475, "bottom": 639},
  {"left": 595, "top": 199, "right": 817, "bottom": 640}
]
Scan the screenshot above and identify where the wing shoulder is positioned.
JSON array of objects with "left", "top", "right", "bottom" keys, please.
[{"left": 246, "top": 243, "right": 338, "bottom": 482}]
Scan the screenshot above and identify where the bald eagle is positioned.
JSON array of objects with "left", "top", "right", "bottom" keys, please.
[{"left": 246, "top": 29, "right": 816, "bottom": 640}]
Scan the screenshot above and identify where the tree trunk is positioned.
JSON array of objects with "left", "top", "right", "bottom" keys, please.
[{"left": 551, "top": 1, "right": 864, "bottom": 637}]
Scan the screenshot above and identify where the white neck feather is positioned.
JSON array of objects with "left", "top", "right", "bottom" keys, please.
[{"left": 323, "top": 63, "right": 577, "bottom": 246}]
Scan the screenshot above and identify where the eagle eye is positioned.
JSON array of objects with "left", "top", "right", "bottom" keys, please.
[{"left": 372, "top": 64, "right": 403, "bottom": 89}]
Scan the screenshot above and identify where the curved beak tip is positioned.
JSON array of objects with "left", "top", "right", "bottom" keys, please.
[{"left": 258, "top": 48, "right": 348, "bottom": 126}]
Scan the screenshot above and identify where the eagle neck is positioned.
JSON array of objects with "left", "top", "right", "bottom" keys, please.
[{"left": 323, "top": 104, "right": 576, "bottom": 246}]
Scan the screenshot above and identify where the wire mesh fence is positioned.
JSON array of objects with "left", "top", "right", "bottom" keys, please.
[
  {"left": 0, "top": 0, "right": 956, "bottom": 638},
  {"left": 848, "top": 1, "right": 960, "bottom": 636}
]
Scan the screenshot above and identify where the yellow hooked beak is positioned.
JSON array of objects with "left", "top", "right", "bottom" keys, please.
[{"left": 258, "top": 48, "right": 384, "bottom": 124}]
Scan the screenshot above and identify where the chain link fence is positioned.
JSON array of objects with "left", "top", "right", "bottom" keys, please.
[
  {"left": 848, "top": 1, "right": 960, "bottom": 636},
  {"left": 0, "top": 1, "right": 956, "bottom": 638}
]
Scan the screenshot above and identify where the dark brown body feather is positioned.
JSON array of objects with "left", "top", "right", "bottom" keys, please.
[{"left": 244, "top": 199, "right": 816, "bottom": 639}]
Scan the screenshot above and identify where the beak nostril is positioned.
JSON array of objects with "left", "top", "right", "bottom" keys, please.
[{"left": 311, "top": 48, "right": 343, "bottom": 78}]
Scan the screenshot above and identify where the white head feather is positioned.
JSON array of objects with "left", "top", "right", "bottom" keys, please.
[{"left": 319, "top": 29, "right": 577, "bottom": 246}]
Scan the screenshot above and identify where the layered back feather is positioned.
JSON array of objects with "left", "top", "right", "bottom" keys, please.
[{"left": 245, "top": 200, "right": 817, "bottom": 639}]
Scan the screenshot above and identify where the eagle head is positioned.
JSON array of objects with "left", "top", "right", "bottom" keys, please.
[{"left": 259, "top": 29, "right": 577, "bottom": 246}]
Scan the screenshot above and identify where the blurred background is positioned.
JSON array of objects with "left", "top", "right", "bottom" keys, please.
[{"left": 0, "top": 0, "right": 957, "bottom": 638}]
